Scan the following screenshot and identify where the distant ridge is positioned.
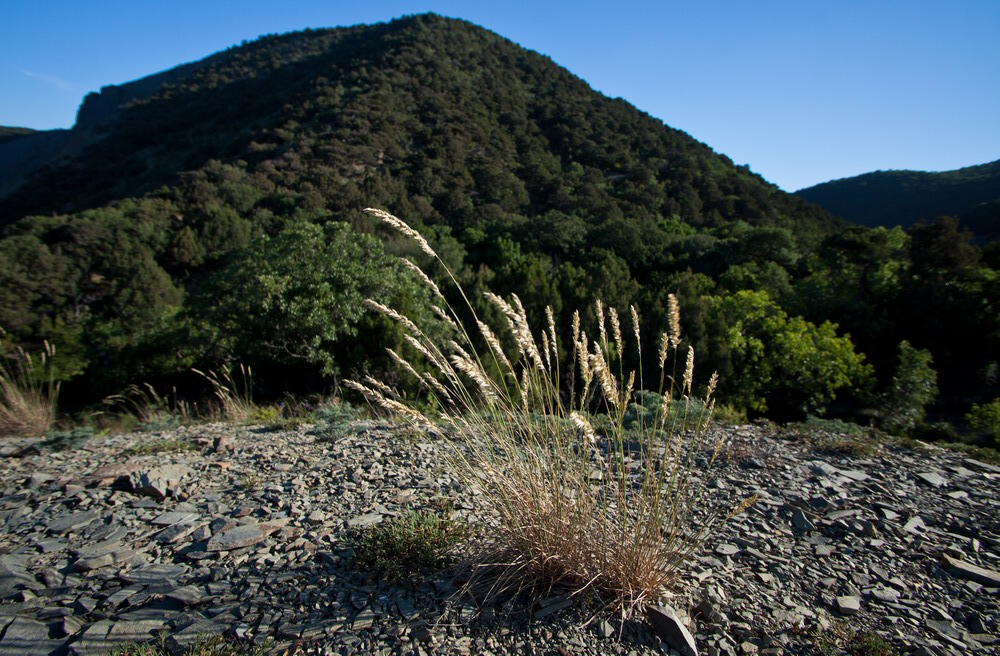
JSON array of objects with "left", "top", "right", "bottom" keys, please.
[{"left": 796, "top": 159, "right": 1000, "bottom": 241}]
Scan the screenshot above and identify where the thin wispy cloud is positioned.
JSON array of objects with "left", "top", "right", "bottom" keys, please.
[{"left": 17, "top": 67, "right": 75, "bottom": 95}]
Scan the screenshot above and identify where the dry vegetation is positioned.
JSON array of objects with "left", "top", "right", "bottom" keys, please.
[
  {"left": 0, "top": 333, "right": 59, "bottom": 437},
  {"left": 347, "top": 209, "right": 755, "bottom": 614}
]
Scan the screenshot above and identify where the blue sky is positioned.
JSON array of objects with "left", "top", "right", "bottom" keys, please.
[{"left": 2, "top": 1, "right": 998, "bottom": 191}]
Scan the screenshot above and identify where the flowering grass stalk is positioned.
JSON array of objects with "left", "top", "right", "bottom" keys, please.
[
  {"left": 0, "top": 333, "right": 59, "bottom": 437},
  {"left": 347, "top": 208, "right": 755, "bottom": 614}
]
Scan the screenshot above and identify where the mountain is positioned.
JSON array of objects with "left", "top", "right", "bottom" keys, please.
[
  {"left": 796, "top": 159, "right": 1000, "bottom": 241},
  {"left": 0, "top": 15, "right": 835, "bottom": 233},
  {"left": 0, "top": 14, "right": 996, "bottom": 428}
]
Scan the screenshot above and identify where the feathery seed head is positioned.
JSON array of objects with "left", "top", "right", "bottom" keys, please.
[
  {"left": 630, "top": 305, "right": 640, "bottom": 349},
  {"left": 705, "top": 371, "right": 718, "bottom": 405},
  {"left": 363, "top": 208, "right": 436, "bottom": 258},
  {"left": 570, "top": 411, "right": 597, "bottom": 443},
  {"left": 683, "top": 345, "right": 695, "bottom": 394},
  {"left": 609, "top": 307, "right": 622, "bottom": 355},
  {"left": 400, "top": 257, "right": 442, "bottom": 298},
  {"left": 668, "top": 294, "right": 681, "bottom": 349},
  {"left": 658, "top": 332, "right": 669, "bottom": 371},
  {"left": 431, "top": 305, "right": 458, "bottom": 331},
  {"left": 596, "top": 299, "right": 607, "bottom": 347}
]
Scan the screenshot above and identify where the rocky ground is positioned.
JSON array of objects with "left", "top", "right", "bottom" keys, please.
[{"left": 0, "top": 419, "right": 996, "bottom": 656}]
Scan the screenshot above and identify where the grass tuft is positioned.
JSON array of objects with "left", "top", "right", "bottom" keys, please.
[
  {"left": 193, "top": 364, "right": 255, "bottom": 422},
  {"left": 347, "top": 208, "right": 754, "bottom": 614},
  {"left": 124, "top": 438, "right": 199, "bottom": 456},
  {"left": 102, "top": 383, "right": 193, "bottom": 432},
  {"left": 42, "top": 426, "right": 94, "bottom": 451},
  {"left": 350, "top": 509, "right": 469, "bottom": 579},
  {"left": 0, "top": 334, "right": 59, "bottom": 437}
]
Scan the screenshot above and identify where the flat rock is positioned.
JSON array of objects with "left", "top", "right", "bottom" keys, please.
[
  {"left": 119, "top": 563, "right": 189, "bottom": 585},
  {"left": 646, "top": 605, "right": 698, "bottom": 656},
  {"left": 347, "top": 512, "right": 383, "bottom": 527},
  {"left": 46, "top": 511, "right": 98, "bottom": 535},
  {"left": 0, "top": 616, "right": 63, "bottom": 655},
  {"left": 150, "top": 511, "right": 199, "bottom": 526},
  {"left": 206, "top": 524, "right": 265, "bottom": 551},
  {"left": 836, "top": 595, "right": 860, "bottom": 615},
  {"left": 915, "top": 471, "right": 949, "bottom": 487},
  {"left": 941, "top": 554, "right": 1000, "bottom": 586}
]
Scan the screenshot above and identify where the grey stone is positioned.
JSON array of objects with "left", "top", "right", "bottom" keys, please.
[
  {"left": 941, "top": 554, "right": 1000, "bottom": 586},
  {"left": 46, "top": 511, "right": 98, "bottom": 534},
  {"left": 120, "top": 563, "right": 189, "bottom": 585},
  {"left": 0, "top": 616, "right": 63, "bottom": 655},
  {"left": 791, "top": 509, "right": 814, "bottom": 532},
  {"left": 166, "top": 585, "right": 208, "bottom": 606},
  {"left": 130, "top": 464, "right": 194, "bottom": 500},
  {"left": 915, "top": 471, "right": 949, "bottom": 487},
  {"left": 206, "top": 524, "right": 265, "bottom": 551},
  {"left": 163, "top": 620, "right": 226, "bottom": 655},
  {"left": 151, "top": 511, "right": 199, "bottom": 526},
  {"left": 647, "top": 605, "right": 698, "bottom": 656},
  {"left": 347, "top": 512, "right": 383, "bottom": 527},
  {"left": 352, "top": 608, "right": 376, "bottom": 630},
  {"left": 533, "top": 596, "right": 573, "bottom": 619},
  {"left": 836, "top": 595, "right": 860, "bottom": 615}
]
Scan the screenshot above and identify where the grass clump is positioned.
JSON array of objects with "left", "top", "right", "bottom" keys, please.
[
  {"left": 102, "top": 383, "right": 193, "bottom": 433},
  {"left": 109, "top": 634, "right": 266, "bottom": 655},
  {"left": 0, "top": 334, "right": 59, "bottom": 437},
  {"left": 309, "top": 400, "right": 359, "bottom": 441},
  {"left": 193, "top": 364, "right": 255, "bottom": 422},
  {"left": 350, "top": 509, "right": 469, "bottom": 579},
  {"left": 124, "top": 438, "right": 198, "bottom": 456},
  {"left": 42, "top": 426, "right": 94, "bottom": 451},
  {"left": 347, "top": 209, "right": 754, "bottom": 614}
]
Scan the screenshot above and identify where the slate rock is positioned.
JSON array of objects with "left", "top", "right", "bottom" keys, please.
[
  {"left": 836, "top": 595, "right": 860, "bottom": 615},
  {"left": 206, "top": 524, "right": 265, "bottom": 551},
  {"left": 46, "top": 511, "right": 98, "bottom": 535},
  {"left": 915, "top": 471, "right": 949, "bottom": 487},
  {"left": 647, "top": 605, "right": 698, "bottom": 656},
  {"left": 941, "top": 554, "right": 1000, "bottom": 586},
  {"left": 130, "top": 464, "right": 194, "bottom": 500},
  {"left": 0, "top": 616, "right": 63, "bottom": 656}
]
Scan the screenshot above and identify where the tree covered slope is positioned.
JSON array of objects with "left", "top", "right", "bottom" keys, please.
[
  {"left": 1, "top": 14, "right": 997, "bottom": 429},
  {"left": 796, "top": 159, "right": 1000, "bottom": 241}
]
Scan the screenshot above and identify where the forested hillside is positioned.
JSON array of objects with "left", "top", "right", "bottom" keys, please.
[
  {"left": 1, "top": 14, "right": 997, "bottom": 434},
  {"left": 797, "top": 159, "right": 1000, "bottom": 242}
]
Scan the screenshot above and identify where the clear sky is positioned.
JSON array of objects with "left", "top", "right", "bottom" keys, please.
[{"left": 2, "top": 1, "right": 998, "bottom": 191}]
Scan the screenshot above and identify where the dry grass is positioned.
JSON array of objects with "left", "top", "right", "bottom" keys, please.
[
  {"left": 0, "top": 335, "right": 59, "bottom": 437},
  {"left": 102, "top": 383, "right": 194, "bottom": 432},
  {"left": 347, "top": 209, "right": 755, "bottom": 614},
  {"left": 192, "top": 364, "right": 255, "bottom": 422}
]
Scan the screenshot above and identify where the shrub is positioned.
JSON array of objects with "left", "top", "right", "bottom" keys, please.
[
  {"left": 880, "top": 341, "right": 937, "bottom": 435},
  {"left": 309, "top": 400, "right": 358, "bottom": 441},
  {"left": 0, "top": 335, "right": 59, "bottom": 437},
  {"left": 350, "top": 510, "right": 469, "bottom": 579},
  {"left": 966, "top": 398, "right": 1000, "bottom": 437},
  {"left": 347, "top": 209, "right": 754, "bottom": 613}
]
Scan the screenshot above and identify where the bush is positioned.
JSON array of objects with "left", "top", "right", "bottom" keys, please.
[
  {"left": 880, "top": 341, "right": 938, "bottom": 435},
  {"left": 347, "top": 209, "right": 754, "bottom": 613},
  {"left": 966, "top": 398, "right": 1000, "bottom": 437},
  {"left": 308, "top": 400, "right": 358, "bottom": 441}
]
